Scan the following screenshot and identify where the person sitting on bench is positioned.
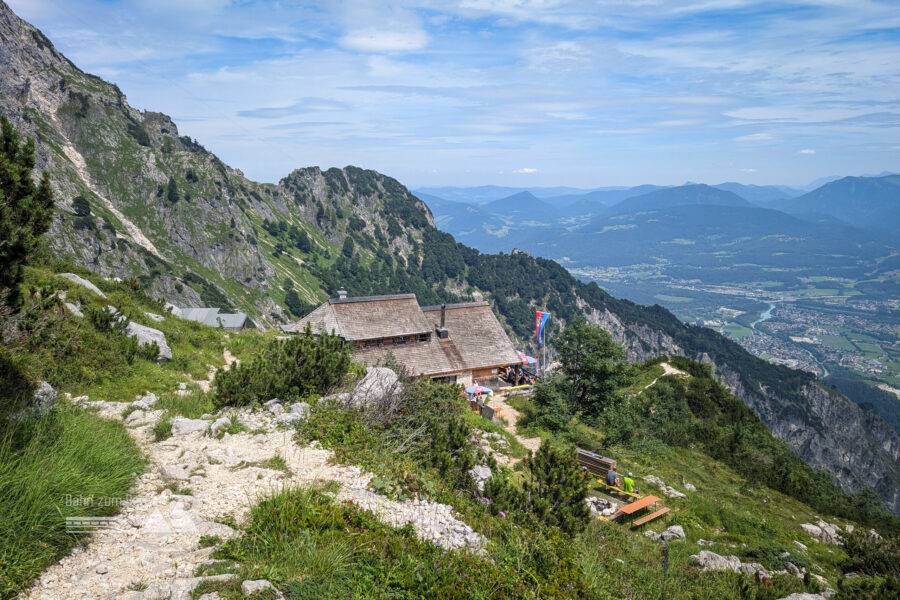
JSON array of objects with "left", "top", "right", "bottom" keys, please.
[
  {"left": 622, "top": 472, "right": 635, "bottom": 494},
  {"left": 606, "top": 465, "right": 621, "bottom": 488}
]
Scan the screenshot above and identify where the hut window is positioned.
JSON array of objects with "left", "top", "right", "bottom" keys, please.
[
  {"left": 417, "top": 333, "right": 429, "bottom": 343},
  {"left": 393, "top": 337, "right": 407, "bottom": 346}
]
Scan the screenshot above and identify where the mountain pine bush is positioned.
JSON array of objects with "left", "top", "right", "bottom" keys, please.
[
  {"left": 0, "top": 116, "right": 54, "bottom": 308},
  {"left": 213, "top": 327, "right": 351, "bottom": 407}
]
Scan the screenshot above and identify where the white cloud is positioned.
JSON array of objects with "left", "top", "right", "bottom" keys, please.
[
  {"left": 339, "top": 28, "right": 429, "bottom": 53},
  {"left": 734, "top": 133, "right": 773, "bottom": 142},
  {"left": 741, "top": 168, "right": 758, "bottom": 173},
  {"left": 798, "top": 149, "right": 816, "bottom": 155},
  {"left": 513, "top": 167, "right": 538, "bottom": 173}
]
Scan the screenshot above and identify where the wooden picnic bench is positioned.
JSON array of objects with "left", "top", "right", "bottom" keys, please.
[
  {"left": 600, "top": 482, "right": 641, "bottom": 500},
  {"left": 612, "top": 495, "right": 662, "bottom": 524},
  {"left": 632, "top": 507, "right": 670, "bottom": 530}
]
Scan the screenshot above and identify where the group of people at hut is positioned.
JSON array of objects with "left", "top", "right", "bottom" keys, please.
[
  {"left": 606, "top": 464, "right": 638, "bottom": 494},
  {"left": 500, "top": 365, "right": 536, "bottom": 386}
]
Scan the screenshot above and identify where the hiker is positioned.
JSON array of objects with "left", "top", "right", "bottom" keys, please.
[
  {"left": 622, "top": 472, "right": 635, "bottom": 494},
  {"left": 606, "top": 465, "right": 620, "bottom": 488}
]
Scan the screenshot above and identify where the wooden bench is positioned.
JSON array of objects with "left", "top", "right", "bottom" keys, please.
[
  {"left": 600, "top": 482, "right": 641, "bottom": 500},
  {"left": 632, "top": 507, "right": 670, "bottom": 529}
]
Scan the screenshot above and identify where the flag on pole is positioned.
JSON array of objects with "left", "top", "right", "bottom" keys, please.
[{"left": 535, "top": 311, "right": 550, "bottom": 346}]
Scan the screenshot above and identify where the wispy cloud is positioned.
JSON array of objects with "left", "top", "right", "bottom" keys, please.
[
  {"left": 798, "top": 149, "right": 816, "bottom": 155},
  {"left": 734, "top": 133, "right": 774, "bottom": 142},
  {"left": 8, "top": 0, "right": 898, "bottom": 186},
  {"left": 513, "top": 167, "right": 538, "bottom": 174},
  {"left": 238, "top": 98, "right": 347, "bottom": 119},
  {"left": 741, "top": 168, "right": 758, "bottom": 173}
]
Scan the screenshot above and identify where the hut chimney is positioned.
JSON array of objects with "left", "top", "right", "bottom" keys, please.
[
  {"left": 337, "top": 288, "right": 348, "bottom": 300},
  {"left": 435, "top": 304, "right": 449, "bottom": 339}
]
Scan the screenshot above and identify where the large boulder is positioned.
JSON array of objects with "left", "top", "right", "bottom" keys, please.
[
  {"left": 132, "top": 391, "right": 159, "bottom": 410},
  {"left": 775, "top": 594, "right": 827, "bottom": 600},
  {"left": 210, "top": 417, "right": 232, "bottom": 437},
  {"left": 241, "top": 579, "right": 283, "bottom": 598},
  {"left": 351, "top": 367, "right": 401, "bottom": 406},
  {"left": 646, "top": 525, "right": 686, "bottom": 542},
  {"left": 739, "top": 563, "right": 770, "bottom": 578},
  {"left": 469, "top": 465, "right": 492, "bottom": 493},
  {"left": 689, "top": 550, "right": 742, "bottom": 572},
  {"left": 290, "top": 402, "right": 310, "bottom": 418},
  {"left": 801, "top": 522, "right": 841, "bottom": 545},
  {"left": 59, "top": 273, "right": 106, "bottom": 298},
  {"left": 170, "top": 417, "right": 208, "bottom": 436},
  {"left": 32, "top": 381, "right": 58, "bottom": 415},
  {"left": 125, "top": 321, "right": 172, "bottom": 362}
]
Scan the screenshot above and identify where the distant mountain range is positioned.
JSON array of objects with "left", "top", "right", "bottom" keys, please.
[{"left": 776, "top": 175, "right": 900, "bottom": 230}]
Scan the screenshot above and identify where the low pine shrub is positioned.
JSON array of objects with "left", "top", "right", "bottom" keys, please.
[
  {"left": 213, "top": 328, "right": 351, "bottom": 407},
  {"left": 485, "top": 441, "right": 589, "bottom": 535}
]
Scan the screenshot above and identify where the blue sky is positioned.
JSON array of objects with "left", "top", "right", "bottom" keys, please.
[{"left": 9, "top": 0, "right": 900, "bottom": 187}]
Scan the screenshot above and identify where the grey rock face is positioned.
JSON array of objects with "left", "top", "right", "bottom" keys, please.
[
  {"left": 739, "top": 563, "right": 770, "bottom": 578},
  {"left": 32, "top": 381, "right": 58, "bottom": 415},
  {"left": 241, "top": 579, "right": 282, "bottom": 597},
  {"left": 689, "top": 550, "right": 743, "bottom": 572},
  {"left": 290, "top": 402, "right": 310, "bottom": 418},
  {"left": 59, "top": 273, "right": 106, "bottom": 298},
  {"left": 125, "top": 409, "right": 146, "bottom": 425},
  {"left": 277, "top": 412, "right": 305, "bottom": 425},
  {"left": 351, "top": 367, "right": 401, "bottom": 406},
  {"left": 468, "top": 465, "right": 492, "bottom": 493},
  {"left": 133, "top": 392, "right": 159, "bottom": 410},
  {"left": 646, "top": 525, "right": 685, "bottom": 542},
  {"left": 160, "top": 464, "right": 190, "bottom": 481},
  {"left": 124, "top": 321, "right": 172, "bottom": 361},
  {"left": 64, "top": 302, "right": 84, "bottom": 317},
  {"left": 775, "top": 594, "right": 827, "bottom": 600},
  {"left": 170, "top": 417, "right": 209, "bottom": 436},
  {"left": 210, "top": 417, "right": 232, "bottom": 437}
]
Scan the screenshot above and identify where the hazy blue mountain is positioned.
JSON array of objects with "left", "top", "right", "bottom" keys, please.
[
  {"left": 605, "top": 184, "right": 752, "bottom": 216},
  {"left": 414, "top": 185, "right": 588, "bottom": 204},
  {"left": 482, "top": 191, "right": 555, "bottom": 217},
  {"left": 416, "top": 193, "right": 502, "bottom": 235},
  {"left": 713, "top": 182, "right": 804, "bottom": 204},
  {"left": 523, "top": 204, "right": 897, "bottom": 271},
  {"left": 779, "top": 175, "right": 900, "bottom": 230}
]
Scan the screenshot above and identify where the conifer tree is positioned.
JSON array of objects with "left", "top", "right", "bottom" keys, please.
[{"left": 0, "top": 116, "right": 54, "bottom": 307}]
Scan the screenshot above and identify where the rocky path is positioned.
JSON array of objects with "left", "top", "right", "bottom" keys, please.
[
  {"left": 28, "top": 363, "right": 485, "bottom": 600},
  {"left": 641, "top": 361, "right": 688, "bottom": 392},
  {"left": 487, "top": 392, "right": 542, "bottom": 460}
]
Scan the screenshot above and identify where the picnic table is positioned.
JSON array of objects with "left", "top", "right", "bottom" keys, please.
[{"left": 612, "top": 495, "right": 661, "bottom": 520}]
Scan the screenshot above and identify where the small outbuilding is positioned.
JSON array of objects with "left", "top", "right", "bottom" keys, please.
[{"left": 176, "top": 307, "right": 248, "bottom": 331}]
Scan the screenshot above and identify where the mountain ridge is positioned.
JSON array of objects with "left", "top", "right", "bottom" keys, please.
[{"left": 778, "top": 174, "right": 900, "bottom": 230}]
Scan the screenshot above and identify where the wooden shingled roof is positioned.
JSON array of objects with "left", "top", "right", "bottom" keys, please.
[
  {"left": 422, "top": 302, "right": 521, "bottom": 372},
  {"left": 352, "top": 301, "right": 521, "bottom": 376},
  {"left": 283, "top": 295, "right": 521, "bottom": 377},
  {"left": 283, "top": 293, "right": 432, "bottom": 340}
]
